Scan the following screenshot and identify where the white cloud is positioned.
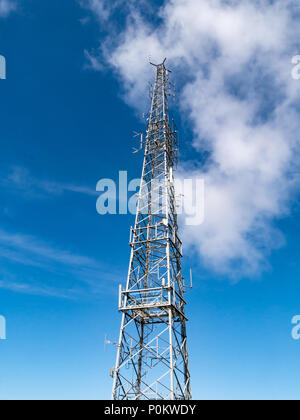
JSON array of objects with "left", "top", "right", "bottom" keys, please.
[
  {"left": 84, "top": 49, "right": 104, "bottom": 71},
  {"left": 83, "top": 0, "right": 300, "bottom": 277},
  {"left": 79, "top": 0, "right": 110, "bottom": 22},
  {"left": 0, "top": 0, "right": 17, "bottom": 17}
]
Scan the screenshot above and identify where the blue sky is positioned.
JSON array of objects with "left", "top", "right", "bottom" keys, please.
[{"left": 1, "top": 0, "right": 300, "bottom": 400}]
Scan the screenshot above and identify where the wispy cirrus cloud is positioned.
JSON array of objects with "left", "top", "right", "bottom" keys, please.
[
  {"left": 0, "top": 229, "right": 97, "bottom": 267},
  {"left": 2, "top": 166, "right": 97, "bottom": 198},
  {"left": 0, "top": 275, "right": 77, "bottom": 299},
  {"left": 0, "top": 228, "right": 121, "bottom": 298},
  {"left": 0, "top": 0, "right": 17, "bottom": 17},
  {"left": 81, "top": 0, "right": 300, "bottom": 278},
  {"left": 0, "top": 167, "right": 118, "bottom": 298}
]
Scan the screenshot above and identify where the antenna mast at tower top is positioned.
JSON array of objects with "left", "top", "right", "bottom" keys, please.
[{"left": 111, "top": 59, "right": 191, "bottom": 400}]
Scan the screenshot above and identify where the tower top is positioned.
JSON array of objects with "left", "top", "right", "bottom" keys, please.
[{"left": 149, "top": 57, "right": 172, "bottom": 73}]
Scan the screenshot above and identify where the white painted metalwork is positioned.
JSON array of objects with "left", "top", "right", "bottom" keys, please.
[{"left": 111, "top": 60, "right": 191, "bottom": 400}]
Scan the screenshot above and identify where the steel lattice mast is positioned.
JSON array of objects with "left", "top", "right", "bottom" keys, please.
[{"left": 112, "top": 59, "right": 191, "bottom": 400}]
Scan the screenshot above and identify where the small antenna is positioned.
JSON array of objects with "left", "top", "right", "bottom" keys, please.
[
  {"left": 183, "top": 269, "right": 193, "bottom": 290},
  {"left": 176, "top": 193, "right": 184, "bottom": 209},
  {"left": 132, "top": 131, "right": 144, "bottom": 154},
  {"left": 148, "top": 81, "right": 153, "bottom": 100},
  {"left": 104, "top": 334, "right": 118, "bottom": 352},
  {"left": 190, "top": 268, "right": 193, "bottom": 289}
]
